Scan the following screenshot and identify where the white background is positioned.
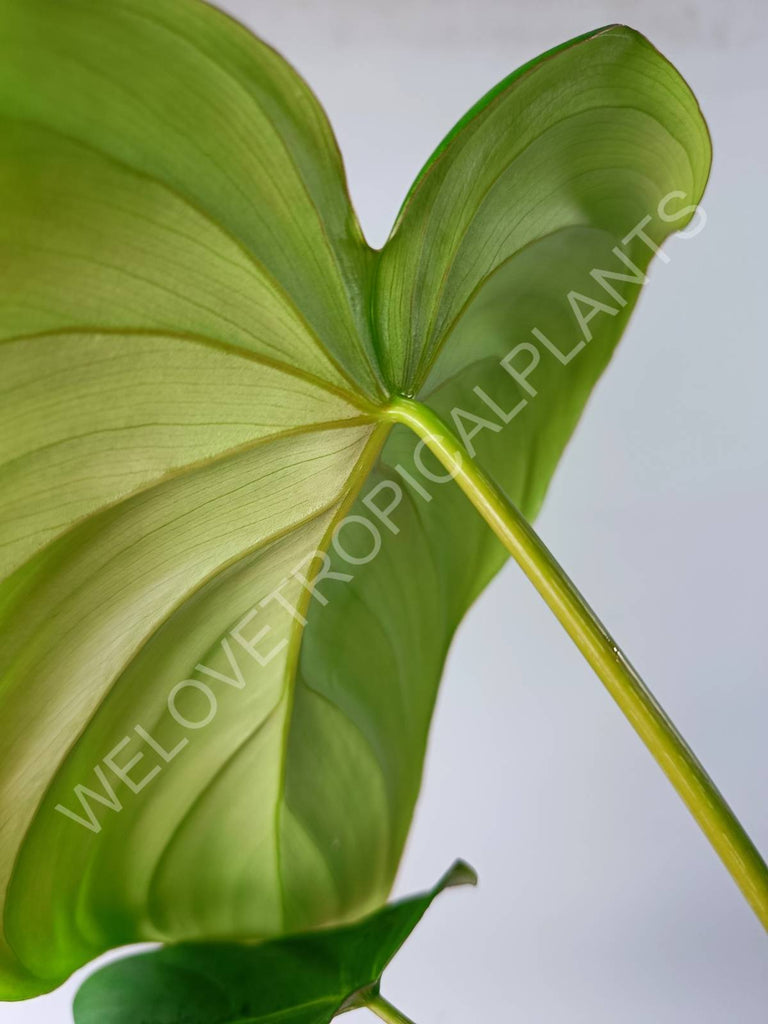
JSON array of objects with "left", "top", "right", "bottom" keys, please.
[{"left": 7, "top": 0, "right": 768, "bottom": 1020}]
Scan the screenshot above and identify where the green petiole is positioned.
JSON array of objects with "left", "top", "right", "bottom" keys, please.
[{"left": 387, "top": 394, "right": 768, "bottom": 932}]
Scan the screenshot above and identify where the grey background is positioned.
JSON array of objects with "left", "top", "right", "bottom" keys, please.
[{"left": 6, "top": 0, "right": 768, "bottom": 1020}]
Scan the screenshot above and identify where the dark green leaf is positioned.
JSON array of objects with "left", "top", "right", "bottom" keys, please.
[{"left": 72, "top": 861, "right": 476, "bottom": 1024}]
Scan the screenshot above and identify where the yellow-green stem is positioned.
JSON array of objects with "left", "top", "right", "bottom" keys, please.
[
  {"left": 365, "top": 992, "right": 417, "bottom": 1024},
  {"left": 387, "top": 395, "right": 768, "bottom": 932}
]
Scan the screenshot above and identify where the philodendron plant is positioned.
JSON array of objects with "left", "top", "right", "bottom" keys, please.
[{"left": 0, "top": 0, "right": 765, "bottom": 1020}]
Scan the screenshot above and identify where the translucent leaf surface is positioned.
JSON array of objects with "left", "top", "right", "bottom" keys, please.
[{"left": 0, "top": 0, "right": 711, "bottom": 998}]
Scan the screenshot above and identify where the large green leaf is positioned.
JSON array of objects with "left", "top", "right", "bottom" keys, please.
[
  {"left": 0, "top": 0, "right": 711, "bottom": 1000},
  {"left": 72, "top": 861, "right": 476, "bottom": 1024}
]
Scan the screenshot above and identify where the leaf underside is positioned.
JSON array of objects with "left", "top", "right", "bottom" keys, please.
[
  {"left": 71, "top": 861, "right": 476, "bottom": 1024},
  {"left": 0, "top": 0, "right": 710, "bottom": 999}
]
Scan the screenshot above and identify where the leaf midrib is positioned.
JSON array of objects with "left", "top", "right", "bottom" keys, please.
[{"left": 272, "top": 423, "right": 393, "bottom": 929}]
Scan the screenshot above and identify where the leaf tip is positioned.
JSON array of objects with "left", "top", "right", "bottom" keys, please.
[{"left": 439, "top": 859, "right": 478, "bottom": 891}]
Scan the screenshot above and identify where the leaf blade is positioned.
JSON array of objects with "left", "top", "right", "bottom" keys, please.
[
  {"left": 71, "top": 862, "right": 476, "bottom": 1024},
  {"left": 375, "top": 24, "right": 711, "bottom": 390},
  {"left": 0, "top": 0, "right": 382, "bottom": 396},
  {"left": 0, "top": 3, "right": 712, "bottom": 999}
]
